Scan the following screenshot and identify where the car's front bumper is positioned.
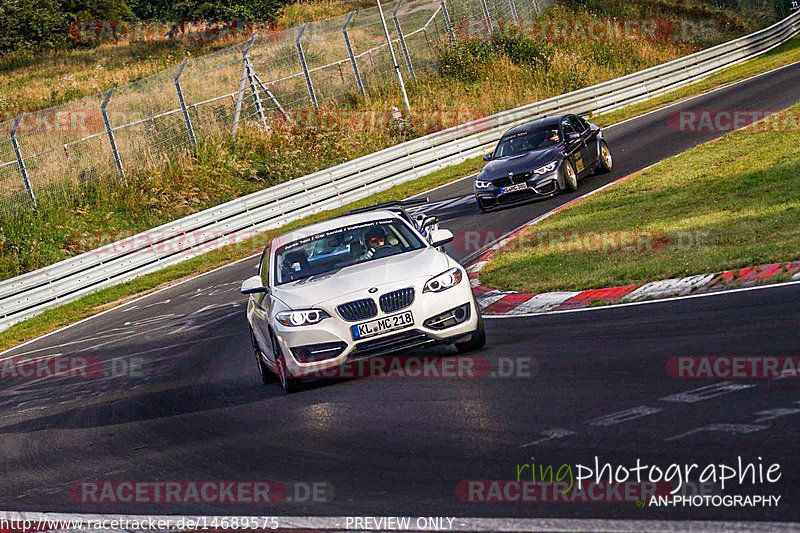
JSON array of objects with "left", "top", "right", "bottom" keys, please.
[
  {"left": 273, "top": 275, "right": 479, "bottom": 378},
  {"left": 475, "top": 172, "right": 560, "bottom": 211}
]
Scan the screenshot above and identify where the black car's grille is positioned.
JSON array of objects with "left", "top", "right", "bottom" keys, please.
[
  {"left": 337, "top": 298, "right": 378, "bottom": 321},
  {"left": 379, "top": 287, "right": 415, "bottom": 314},
  {"left": 493, "top": 171, "right": 532, "bottom": 188},
  {"left": 351, "top": 330, "right": 432, "bottom": 358}
]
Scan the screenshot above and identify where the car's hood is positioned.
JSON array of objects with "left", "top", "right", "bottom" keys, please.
[
  {"left": 272, "top": 247, "right": 453, "bottom": 309},
  {"left": 480, "top": 146, "right": 563, "bottom": 180}
]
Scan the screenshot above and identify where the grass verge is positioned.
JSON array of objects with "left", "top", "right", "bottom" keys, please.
[
  {"left": 480, "top": 104, "right": 800, "bottom": 294},
  {"left": 3, "top": 31, "right": 800, "bottom": 351}
]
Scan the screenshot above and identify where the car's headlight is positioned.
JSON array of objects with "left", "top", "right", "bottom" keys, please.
[
  {"left": 423, "top": 268, "right": 464, "bottom": 293},
  {"left": 475, "top": 179, "right": 492, "bottom": 189},
  {"left": 276, "top": 309, "right": 331, "bottom": 327},
  {"left": 533, "top": 161, "right": 558, "bottom": 175}
]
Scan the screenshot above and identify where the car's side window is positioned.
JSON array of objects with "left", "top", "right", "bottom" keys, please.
[
  {"left": 561, "top": 118, "right": 575, "bottom": 135},
  {"left": 569, "top": 116, "right": 587, "bottom": 133},
  {"left": 259, "top": 247, "right": 270, "bottom": 286}
]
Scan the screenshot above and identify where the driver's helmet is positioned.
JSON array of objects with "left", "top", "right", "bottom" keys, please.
[{"left": 365, "top": 226, "right": 387, "bottom": 248}]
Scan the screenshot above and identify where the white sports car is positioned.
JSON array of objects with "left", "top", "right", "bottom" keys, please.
[{"left": 240, "top": 206, "right": 485, "bottom": 393}]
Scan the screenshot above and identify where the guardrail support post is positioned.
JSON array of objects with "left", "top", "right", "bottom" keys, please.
[
  {"left": 174, "top": 59, "right": 197, "bottom": 147},
  {"left": 244, "top": 48, "right": 268, "bottom": 129},
  {"left": 392, "top": 0, "right": 416, "bottom": 81},
  {"left": 296, "top": 24, "right": 319, "bottom": 109},
  {"left": 342, "top": 11, "right": 367, "bottom": 97},
  {"left": 10, "top": 114, "right": 37, "bottom": 209},
  {"left": 440, "top": 0, "right": 456, "bottom": 43},
  {"left": 377, "top": 0, "right": 411, "bottom": 113},
  {"left": 100, "top": 87, "right": 125, "bottom": 181}
]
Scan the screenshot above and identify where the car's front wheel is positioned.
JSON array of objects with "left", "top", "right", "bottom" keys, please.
[
  {"left": 250, "top": 326, "right": 276, "bottom": 384},
  {"left": 272, "top": 332, "right": 301, "bottom": 394},
  {"left": 456, "top": 313, "right": 486, "bottom": 353},
  {"left": 562, "top": 160, "right": 578, "bottom": 193},
  {"left": 597, "top": 140, "right": 613, "bottom": 173}
]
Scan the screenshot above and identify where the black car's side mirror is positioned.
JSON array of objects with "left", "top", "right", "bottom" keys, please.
[{"left": 483, "top": 153, "right": 493, "bottom": 162}]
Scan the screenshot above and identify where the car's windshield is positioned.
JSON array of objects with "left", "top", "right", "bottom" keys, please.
[
  {"left": 494, "top": 127, "right": 561, "bottom": 158},
  {"left": 273, "top": 218, "right": 426, "bottom": 285}
]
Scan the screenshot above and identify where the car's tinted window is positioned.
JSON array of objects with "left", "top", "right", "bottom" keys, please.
[
  {"left": 273, "top": 219, "right": 426, "bottom": 285},
  {"left": 570, "top": 115, "right": 588, "bottom": 132},
  {"left": 494, "top": 127, "right": 561, "bottom": 158},
  {"left": 561, "top": 117, "right": 576, "bottom": 135}
]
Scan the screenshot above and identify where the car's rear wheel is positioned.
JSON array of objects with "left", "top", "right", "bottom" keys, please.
[
  {"left": 562, "top": 160, "right": 578, "bottom": 192},
  {"left": 249, "top": 326, "right": 276, "bottom": 384},
  {"left": 456, "top": 312, "right": 486, "bottom": 353},
  {"left": 272, "top": 332, "right": 301, "bottom": 394},
  {"left": 597, "top": 140, "right": 613, "bottom": 173}
]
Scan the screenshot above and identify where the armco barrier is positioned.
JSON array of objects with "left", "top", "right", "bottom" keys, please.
[{"left": 1, "top": 11, "right": 799, "bottom": 332}]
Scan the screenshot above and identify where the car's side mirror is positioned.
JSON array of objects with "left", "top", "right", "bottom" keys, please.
[
  {"left": 429, "top": 229, "right": 454, "bottom": 248},
  {"left": 420, "top": 216, "right": 438, "bottom": 230},
  {"left": 483, "top": 153, "right": 493, "bottom": 162},
  {"left": 566, "top": 132, "right": 581, "bottom": 142},
  {"left": 241, "top": 275, "right": 268, "bottom": 295}
]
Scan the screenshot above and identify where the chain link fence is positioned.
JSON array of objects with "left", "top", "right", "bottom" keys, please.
[{"left": 0, "top": 0, "right": 548, "bottom": 217}]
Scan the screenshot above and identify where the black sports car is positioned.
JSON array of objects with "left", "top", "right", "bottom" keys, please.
[{"left": 474, "top": 114, "right": 613, "bottom": 212}]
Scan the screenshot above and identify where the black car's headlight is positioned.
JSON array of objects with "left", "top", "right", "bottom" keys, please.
[
  {"left": 533, "top": 161, "right": 558, "bottom": 175},
  {"left": 475, "top": 179, "right": 492, "bottom": 189},
  {"left": 423, "top": 268, "right": 464, "bottom": 293},
  {"left": 276, "top": 309, "right": 331, "bottom": 327}
]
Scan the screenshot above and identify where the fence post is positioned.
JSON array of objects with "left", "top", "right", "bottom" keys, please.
[
  {"left": 342, "top": 11, "right": 366, "bottom": 97},
  {"left": 296, "top": 23, "right": 319, "bottom": 109},
  {"left": 100, "top": 87, "right": 125, "bottom": 180},
  {"left": 9, "top": 114, "right": 37, "bottom": 209},
  {"left": 376, "top": 0, "right": 411, "bottom": 113},
  {"left": 479, "top": 0, "right": 493, "bottom": 36},
  {"left": 244, "top": 51, "right": 268, "bottom": 129},
  {"left": 252, "top": 71, "right": 291, "bottom": 124},
  {"left": 508, "top": 0, "right": 519, "bottom": 24},
  {"left": 232, "top": 36, "right": 254, "bottom": 137},
  {"left": 392, "top": 0, "right": 416, "bottom": 81},
  {"left": 173, "top": 59, "right": 197, "bottom": 147},
  {"left": 440, "top": 0, "right": 457, "bottom": 43}
]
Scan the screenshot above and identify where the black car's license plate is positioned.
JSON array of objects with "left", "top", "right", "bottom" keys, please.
[
  {"left": 352, "top": 311, "right": 414, "bottom": 340},
  {"left": 501, "top": 183, "right": 528, "bottom": 194}
]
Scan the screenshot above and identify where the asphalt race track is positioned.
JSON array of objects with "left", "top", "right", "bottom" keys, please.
[{"left": 2, "top": 61, "right": 800, "bottom": 524}]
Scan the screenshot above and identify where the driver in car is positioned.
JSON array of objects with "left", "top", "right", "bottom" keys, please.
[{"left": 363, "top": 226, "right": 388, "bottom": 260}]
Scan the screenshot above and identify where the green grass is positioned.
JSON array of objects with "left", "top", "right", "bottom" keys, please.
[{"left": 480, "top": 104, "right": 800, "bottom": 294}]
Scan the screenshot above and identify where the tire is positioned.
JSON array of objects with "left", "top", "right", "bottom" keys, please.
[
  {"left": 249, "top": 326, "right": 276, "bottom": 384},
  {"left": 562, "top": 160, "right": 578, "bottom": 193},
  {"left": 597, "top": 140, "right": 613, "bottom": 173},
  {"left": 456, "top": 312, "right": 486, "bottom": 353},
  {"left": 272, "top": 332, "right": 301, "bottom": 394}
]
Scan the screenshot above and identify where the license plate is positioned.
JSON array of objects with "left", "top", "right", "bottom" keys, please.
[
  {"left": 501, "top": 183, "right": 528, "bottom": 194},
  {"left": 352, "top": 311, "right": 413, "bottom": 340}
]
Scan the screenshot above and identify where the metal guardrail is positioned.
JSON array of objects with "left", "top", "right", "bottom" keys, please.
[{"left": 1, "top": 11, "right": 799, "bottom": 332}]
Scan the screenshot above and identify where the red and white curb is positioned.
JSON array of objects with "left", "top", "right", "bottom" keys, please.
[{"left": 470, "top": 256, "right": 800, "bottom": 316}]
